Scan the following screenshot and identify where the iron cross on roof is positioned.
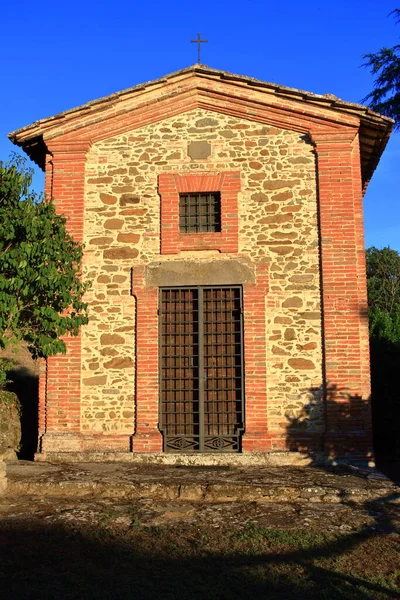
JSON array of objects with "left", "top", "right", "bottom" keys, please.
[{"left": 191, "top": 33, "right": 208, "bottom": 64}]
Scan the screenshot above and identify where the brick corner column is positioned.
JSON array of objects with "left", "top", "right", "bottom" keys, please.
[
  {"left": 38, "top": 140, "right": 91, "bottom": 453},
  {"left": 312, "top": 129, "right": 373, "bottom": 461}
]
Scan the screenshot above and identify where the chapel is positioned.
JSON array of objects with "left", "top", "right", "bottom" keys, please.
[{"left": 9, "top": 65, "right": 393, "bottom": 462}]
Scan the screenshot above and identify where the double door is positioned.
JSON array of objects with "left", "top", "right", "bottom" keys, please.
[{"left": 159, "top": 286, "right": 244, "bottom": 452}]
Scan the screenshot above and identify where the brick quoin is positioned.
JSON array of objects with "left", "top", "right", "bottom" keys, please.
[
  {"left": 39, "top": 143, "right": 89, "bottom": 452},
  {"left": 312, "top": 131, "right": 372, "bottom": 457}
]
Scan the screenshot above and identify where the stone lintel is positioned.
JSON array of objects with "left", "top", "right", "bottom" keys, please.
[{"left": 144, "top": 259, "right": 256, "bottom": 288}]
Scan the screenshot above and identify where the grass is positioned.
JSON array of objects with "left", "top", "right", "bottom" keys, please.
[
  {"left": 0, "top": 512, "right": 398, "bottom": 599},
  {"left": 235, "top": 525, "right": 330, "bottom": 549}
]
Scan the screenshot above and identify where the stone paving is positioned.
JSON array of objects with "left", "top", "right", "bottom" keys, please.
[
  {"left": 2, "top": 494, "right": 396, "bottom": 533},
  {"left": 1, "top": 461, "right": 399, "bottom": 533}
]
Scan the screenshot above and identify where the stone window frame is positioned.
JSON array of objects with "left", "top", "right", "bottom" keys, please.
[{"left": 158, "top": 172, "right": 240, "bottom": 255}]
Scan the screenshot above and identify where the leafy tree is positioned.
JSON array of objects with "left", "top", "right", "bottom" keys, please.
[
  {"left": 367, "top": 247, "right": 400, "bottom": 468},
  {"left": 362, "top": 9, "right": 400, "bottom": 127},
  {"left": 366, "top": 246, "right": 400, "bottom": 342},
  {"left": 0, "top": 156, "right": 89, "bottom": 368}
]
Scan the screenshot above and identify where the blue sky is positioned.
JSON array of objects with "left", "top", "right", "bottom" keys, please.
[{"left": 1, "top": 0, "right": 399, "bottom": 250}]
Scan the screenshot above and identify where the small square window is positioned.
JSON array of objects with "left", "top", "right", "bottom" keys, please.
[{"left": 179, "top": 192, "right": 221, "bottom": 233}]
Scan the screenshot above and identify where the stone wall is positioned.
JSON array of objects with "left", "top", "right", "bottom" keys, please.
[
  {"left": 0, "top": 391, "right": 21, "bottom": 461},
  {"left": 81, "top": 108, "right": 322, "bottom": 443}
]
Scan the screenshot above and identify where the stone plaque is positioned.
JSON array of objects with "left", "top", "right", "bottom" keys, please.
[{"left": 187, "top": 141, "right": 211, "bottom": 160}]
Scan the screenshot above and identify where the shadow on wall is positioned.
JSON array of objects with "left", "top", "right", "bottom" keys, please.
[
  {"left": 284, "top": 373, "right": 400, "bottom": 482},
  {"left": 285, "top": 383, "right": 373, "bottom": 468}
]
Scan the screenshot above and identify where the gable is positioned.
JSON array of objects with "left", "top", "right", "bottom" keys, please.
[{"left": 9, "top": 65, "right": 393, "bottom": 190}]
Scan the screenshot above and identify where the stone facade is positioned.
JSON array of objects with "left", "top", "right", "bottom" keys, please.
[
  {"left": 81, "top": 110, "right": 322, "bottom": 441},
  {"left": 9, "top": 65, "right": 393, "bottom": 460}
]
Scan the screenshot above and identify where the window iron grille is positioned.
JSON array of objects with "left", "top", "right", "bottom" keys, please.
[{"left": 179, "top": 192, "right": 221, "bottom": 233}]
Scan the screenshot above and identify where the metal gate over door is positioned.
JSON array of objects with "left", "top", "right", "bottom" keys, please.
[{"left": 159, "top": 286, "right": 244, "bottom": 452}]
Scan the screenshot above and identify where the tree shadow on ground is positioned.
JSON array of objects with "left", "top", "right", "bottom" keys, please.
[{"left": 0, "top": 515, "right": 398, "bottom": 600}]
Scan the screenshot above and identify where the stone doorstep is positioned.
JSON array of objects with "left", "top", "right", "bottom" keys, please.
[
  {"left": 4, "top": 460, "right": 399, "bottom": 506},
  {"left": 6, "top": 481, "right": 398, "bottom": 505},
  {"left": 34, "top": 451, "right": 375, "bottom": 469}
]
